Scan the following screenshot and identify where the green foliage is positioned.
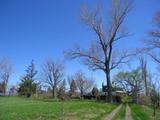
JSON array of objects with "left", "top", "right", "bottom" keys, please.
[
  {"left": 0, "top": 97, "right": 117, "bottom": 120},
  {"left": 57, "top": 79, "right": 66, "bottom": 100},
  {"left": 113, "top": 68, "right": 143, "bottom": 103},
  {"left": 113, "top": 104, "right": 126, "bottom": 120},
  {"left": 57, "top": 86, "right": 65, "bottom": 100},
  {"left": 69, "top": 79, "right": 77, "bottom": 97},
  {"left": 25, "top": 60, "right": 37, "bottom": 81},
  {"left": 130, "top": 104, "right": 153, "bottom": 120},
  {"left": 18, "top": 60, "right": 38, "bottom": 97},
  {"left": 92, "top": 87, "right": 99, "bottom": 97},
  {"left": 18, "top": 78, "right": 37, "bottom": 97},
  {"left": 122, "top": 96, "right": 132, "bottom": 103}
]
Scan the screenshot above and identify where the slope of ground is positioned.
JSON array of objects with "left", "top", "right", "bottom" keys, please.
[
  {"left": 130, "top": 104, "right": 154, "bottom": 120},
  {"left": 0, "top": 97, "right": 117, "bottom": 120}
]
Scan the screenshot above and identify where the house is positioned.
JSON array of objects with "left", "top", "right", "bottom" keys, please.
[{"left": 9, "top": 86, "right": 18, "bottom": 96}]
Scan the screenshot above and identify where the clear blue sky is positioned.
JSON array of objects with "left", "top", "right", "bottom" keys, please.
[{"left": 0, "top": 0, "right": 159, "bottom": 88}]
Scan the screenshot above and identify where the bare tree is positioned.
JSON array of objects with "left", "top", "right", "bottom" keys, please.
[
  {"left": 0, "top": 58, "right": 12, "bottom": 95},
  {"left": 74, "top": 70, "right": 94, "bottom": 99},
  {"left": 139, "top": 57, "right": 149, "bottom": 96},
  {"left": 65, "top": 0, "right": 133, "bottom": 102},
  {"left": 149, "top": 77, "right": 159, "bottom": 118},
  {"left": 42, "top": 59, "right": 64, "bottom": 98}
]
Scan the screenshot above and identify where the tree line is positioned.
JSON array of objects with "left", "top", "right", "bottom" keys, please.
[{"left": 0, "top": 58, "right": 96, "bottom": 99}]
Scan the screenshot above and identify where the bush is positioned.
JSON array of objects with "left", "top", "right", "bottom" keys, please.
[
  {"left": 92, "top": 87, "right": 99, "bottom": 99},
  {"left": 122, "top": 96, "right": 132, "bottom": 103}
]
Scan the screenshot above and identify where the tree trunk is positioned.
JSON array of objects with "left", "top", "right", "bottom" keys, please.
[
  {"left": 132, "top": 87, "right": 138, "bottom": 103},
  {"left": 3, "top": 84, "right": 6, "bottom": 96},
  {"left": 158, "top": 92, "right": 160, "bottom": 108},
  {"left": 80, "top": 88, "right": 83, "bottom": 99},
  {"left": 52, "top": 86, "right": 57, "bottom": 99},
  {"left": 52, "top": 89, "right": 54, "bottom": 98},
  {"left": 144, "top": 78, "right": 148, "bottom": 96},
  {"left": 106, "top": 72, "right": 112, "bottom": 102}
]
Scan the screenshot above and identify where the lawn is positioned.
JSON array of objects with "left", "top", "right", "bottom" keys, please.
[
  {"left": 0, "top": 97, "right": 117, "bottom": 120},
  {"left": 113, "top": 104, "right": 126, "bottom": 120},
  {"left": 130, "top": 104, "right": 155, "bottom": 120}
]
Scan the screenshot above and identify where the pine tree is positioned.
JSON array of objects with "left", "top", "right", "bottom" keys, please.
[
  {"left": 18, "top": 60, "right": 38, "bottom": 97},
  {"left": 69, "top": 79, "right": 77, "bottom": 97}
]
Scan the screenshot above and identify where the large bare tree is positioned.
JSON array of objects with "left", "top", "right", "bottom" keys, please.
[
  {"left": 65, "top": 0, "right": 132, "bottom": 102},
  {"left": 42, "top": 59, "right": 64, "bottom": 98},
  {"left": 0, "top": 58, "right": 12, "bottom": 95}
]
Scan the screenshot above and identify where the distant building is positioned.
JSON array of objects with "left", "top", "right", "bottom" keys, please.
[
  {"left": 0, "top": 92, "right": 4, "bottom": 96},
  {"left": 9, "top": 86, "right": 18, "bottom": 96}
]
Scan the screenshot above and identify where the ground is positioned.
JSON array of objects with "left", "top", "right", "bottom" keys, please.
[
  {"left": 0, "top": 97, "right": 116, "bottom": 120},
  {"left": 0, "top": 97, "right": 160, "bottom": 120}
]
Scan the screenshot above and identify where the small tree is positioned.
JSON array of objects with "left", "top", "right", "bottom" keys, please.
[
  {"left": 74, "top": 70, "right": 94, "bottom": 99},
  {"left": 57, "top": 79, "right": 66, "bottom": 120},
  {"left": 92, "top": 87, "right": 99, "bottom": 99},
  {"left": 42, "top": 59, "right": 64, "bottom": 98},
  {"left": 18, "top": 60, "right": 37, "bottom": 97},
  {"left": 0, "top": 58, "right": 12, "bottom": 95},
  {"left": 68, "top": 76, "right": 77, "bottom": 97},
  {"left": 150, "top": 83, "right": 158, "bottom": 118},
  {"left": 18, "top": 76, "right": 37, "bottom": 97},
  {"left": 57, "top": 79, "right": 66, "bottom": 100}
]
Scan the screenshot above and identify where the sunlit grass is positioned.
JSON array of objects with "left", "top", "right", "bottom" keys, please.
[
  {"left": 130, "top": 104, "right": 154, "bottom": 120},
  {"left": 113, "top": 104, "right": 126, "bottom": 120},
  {"left": 0, "top": 96, "right": 117, "bottom": 120}
]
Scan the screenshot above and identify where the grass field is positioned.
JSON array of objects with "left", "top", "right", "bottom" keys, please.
[
  {"left": 130, "top": 104, "right": 160, "bottom": 120},
  {"left": 113, "top": 104, "right": 126, "bottom": 120},
  {"left": 0, "top": 97, "right": 117, "bottom": 120}
]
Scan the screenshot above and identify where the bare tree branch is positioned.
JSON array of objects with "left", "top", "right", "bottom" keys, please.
[
  {"left": 41, "top": 59, "right": 64, "bottom": 98},
  {"left": 65, "top": 0, "right": 133, "bottom": 102}
]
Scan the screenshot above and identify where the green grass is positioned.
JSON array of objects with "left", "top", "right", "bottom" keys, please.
[
  {"left": 113, "top": 104, "right": 126, "bottom": 120},
  {"left": 130, "top": 104, "right": 154, "bottom": 120},
  {"left": 0, "top": 96, "right": 117, "bottom": 120}
]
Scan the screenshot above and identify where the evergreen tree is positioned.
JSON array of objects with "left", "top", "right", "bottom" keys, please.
[
  {"left": 69, "top": 79, "right": 77, "bottom": 97},
  {"left": 92, "top": 87, "right": 99, "bottom": 99},
  {"left": 57, "top": 79, "right": 66, "bottom": 100},
  {"left": 18, "top": 60, "right": 38, "bottom": 97}
]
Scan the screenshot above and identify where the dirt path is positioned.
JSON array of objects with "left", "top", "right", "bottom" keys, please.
[
  {"left": 125, "top": 104, "right": 132, "bottom": 120},
  {"left": 104, "top": 104, "right": 122, "bottom": 120}
]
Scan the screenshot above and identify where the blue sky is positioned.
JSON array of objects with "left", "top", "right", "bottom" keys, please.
[{"left": 0, "top": 0, "right": 159, "bottom": 88}]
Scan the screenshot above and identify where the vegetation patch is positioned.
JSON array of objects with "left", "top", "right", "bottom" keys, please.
[
  {"left": 0, "top": 97, "right": 117, "bottom": 120},
  {"left": 113, "top": 104, "right": 126, "bottom": 120},
  {"left": 130, "top": 104, "right": 153, "bottom": 120}
]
